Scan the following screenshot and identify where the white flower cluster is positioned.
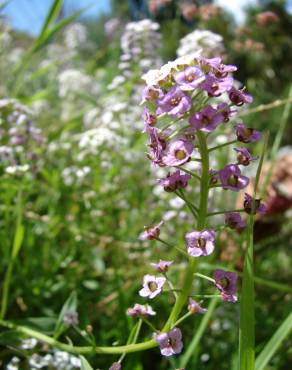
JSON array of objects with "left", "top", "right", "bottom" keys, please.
[
  {"left": 177, "top": 29, "right": 225, "bottom": 58},
  {"left": 109, "top": 19, "right": 162, "bottom": 90},
  {"left": 58, "top": 69, "right": 93, "bottom": 99},
  {"left": 64, "top": 23, "right": 88, "bottom": 50},
  {"left": 62, "top": 165, "right": 91, "bottom": 186},
  {"left": 6, "top": 350, "right": 81, "bottom": 369}
]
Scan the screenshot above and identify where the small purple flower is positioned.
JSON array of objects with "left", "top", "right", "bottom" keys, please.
[
  {"left": 142, "top": 85, "right": 161, "bottom": 103},
  {"left": 188, "top": 298, "right": 207, "bottom": 314},
  {"left": 235, "top": 123, "right": 261, "bottom": 143},
  {"left": 162, "top": 139, "right": 194, "bottom": 167},
  {"left": 243, "top": 193, "right": 267, "bottom": 215},
  {"left": 229, "top": 87, "right": 253, "bottom": 106},
  {"left": 143, "top": 107, "right": 157, "bottom": 133},
  {"left": 109, "top": 362, "right": 121, "bottom": 370},
  {"left": 155, "top": 328, "right": 183, "bottom": 357},
  {"left": 219, "top": 164, "right": 249, "bottom": 192},
  {"left": 209, "top": 169, "right": 219, "bottom": 185},
  {"left": 63, "top": 311, "right": 79, "bottom": 326},
  {"left": 174, "top": 66, "right": 204, "bottom": 91},
  {"left": 158, "top": 170, "right": 191, "bottom": 192},
  {"left": 127, "top": 304, "right": 156, "bottom": 318},
  {"left": 189, "top": 105, "right": 224, "bottom": 132},
  {"left": 140, "top": 221, "right": 163, "bottom": 240},
  {"left": 234, "top": 148, "right": 258, "bottom": 166},
  {"left": 151, "top": 260, "right": 173, "bottom": 273},
  {"left": 157, "top": 86, "right": 192, "bottom": 118},
  {"left": 225, "top": 212, "right": 246, "bottom": 231},
  {"left": 217, "top": 102, "right": 236, "bottom": 122},
  {"left": 185, "top": 230, "right": 215, "bottom": 257},
  {"left": 147, "top": 127, "right": 167, "bottom": 165},
  {"left": 214, "top": 269, "right": 238, "bottom": 303},
  {"left": 200, "top": 75, "right": 233, "bottom": 97},
  {"left": 199, "top": 57, "right": 237, "bottom": 78},
  {"left": 139, "top": 275, "right": 166, "bottom": 299}
]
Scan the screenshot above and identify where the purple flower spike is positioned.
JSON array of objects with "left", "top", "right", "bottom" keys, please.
[
  {"left": 244, "top": 193, "right": 267, "bottom": 215},
  {"left": 155, "top": 328, "right": 183, "bottom": 357},
  {"left": 174, "top": 66, "right": 204, "bottom": 91},
  {"left": 200, "top": 75, "right": 233, "bottom": 97},
  {"left": 162, "top": 139, "right": 194, "bottom": 167},
  {"left": 219, "top": 164, "right": 249, "bottom": 192},
  {"left": 229, "top": 87, "right": 253, "bottom": 106},
  {"left": 157, "top": 86, "right": 192, "bottom": 118},
  {"left": 225, "top": 212, "right": 246, "bottom": 231},
  {"left": 109, "top": 362, "right": 121, "bottom": 370},
  {"left": 234, "top": 147, "right": 258, "bottom": 166},
  {"left": 188, "top": 298, "right": 207, "bottom": 314},
  {"left": 127, "top": 304, "right": 156, "bottom": 318},
  {"left": 185, "top": 230, "right": 215, "bottom": 257},
  {"left": 158, "top": 170, "right": 191, "bottom": 192},
  {"left": 140, "top": 221, "right": 163, "bottom": 240},
  {"left": 151, "top": 260, "right": 173, "bottom": 273},
  {"left": 214, "top": 269, "right": 238, "bottom": 303},
  {"left": 139, "top": 275, "right": 166, "bottom": 299},
  {"left": 189, "top": 105, "right": 224, "bottom": 132},
  {"left": 235, "top": 123, "right": 261, "bottom": 143}
]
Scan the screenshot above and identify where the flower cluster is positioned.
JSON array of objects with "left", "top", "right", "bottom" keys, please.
[{"left": 177, "top": 30, "right": 225, "bottom": 58}]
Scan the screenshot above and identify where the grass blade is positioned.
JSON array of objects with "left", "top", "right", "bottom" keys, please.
[
  {"left": 255, "top": 311, "right": 292, "bottom": 370},
  {"left": 239, "top": 133, "right": 268, "bottom": 370},
  {"left": 38, "top": 0, "right": 63, "bottom": 42},
  {"left": 179, "top": 297, "right": 219, "bottom": 368}
]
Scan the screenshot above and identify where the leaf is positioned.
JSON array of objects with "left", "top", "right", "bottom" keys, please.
[
  {"left": 37, "top": 0, "right": 63, "bottom": 42},
  {"left": 255, "top": 311, "right": 292, "bottom": 370},
  {"left": 53, "top": 291, "right": 78, "bottom": 339},
  {"left": 16, "top": 317, "right": 56, "bottom": 334},
  {"left": 80, "top": 356, "right": 94, "bottom": 370}
]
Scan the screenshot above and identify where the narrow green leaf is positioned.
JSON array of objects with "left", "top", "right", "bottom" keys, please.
[
  {"left": 179, "top": 297, "right": 219, "bottom": 368},
  {"left": 54, "top": 291, "right": 78, "bottom": 339},
  {"left": 80, "top": 356, "right": 94, "bottom": 370},
  {"left": 255, "top": 311, "right": 292, "bottom": 370},
  {"left": 239, "top": 134, "right": 268, "bottom": 370},
  {"left": 38, "top": 0, "right": 63, "bottom": 42},
  {"left": 32, "top": 7, "right": 87, "bottom": 53}
]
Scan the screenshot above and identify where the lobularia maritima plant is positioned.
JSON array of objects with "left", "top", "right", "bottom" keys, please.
[{"left": 0, "top": 54, "right": 266, "bottom": 370}]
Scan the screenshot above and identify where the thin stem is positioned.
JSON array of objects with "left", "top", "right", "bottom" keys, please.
[
  {"left": 207, "top": 209, "right": 245, "bottom": 216},
  {"left": 142, "top": 318, "right": 158, "bottom": 333},
  {"left": 119, "top": 319, "right": 143, "bottom": 363},
  {"left": 175, "top": 190, "right": 198, "bottom": 218},
  {"left": 189, "top": 294, "right": 221, "bottom": 298},
  {"left": 156, "top": 238, "right": 188, "bottom": 258},
  {"left": 173, "top": 311, "right": 192, "bottom": 327},
  {"left": 194, "top": 272, "right": 215, "bottom": 283},
  {"left": 237, "top": 96, "right": 292, "bottom": 117},
  {"left": 175, "top": 166, "right": 201, "bottom": 181},
  {"left": 164, "top": 273, "right": 178, "bottom": 300},
  {"left": 208, "top": 139, "right": 237, "bottom": 153}
]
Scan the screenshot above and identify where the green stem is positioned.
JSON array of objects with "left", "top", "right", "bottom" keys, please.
[
  {"left": 207, "top": 209, "right": 245, "bottom": 216},
  {"left": 0, "top": 319, "right": 156, "bottom": 354},
  {"left": 162, "top": 130, "right": 210, "bottom": 330},
  {"left": 175, "top": 166, "right": 201, "bottom": 181},
  {"left": 173, "top": 311, "right": 192, "bottom": 327},
  {"left": 194, "top": 272, "right": 215, "bottom": 283},
  {"left": 175, "top": 190, "right": 198, "bottom": 218},
  {"left": 156, "top": 238, "right": 188, "bottom": 257},
  {"left": 208, "top": 139, "right": 237, "bottom": 152}
]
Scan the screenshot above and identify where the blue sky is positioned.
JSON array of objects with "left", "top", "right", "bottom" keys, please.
[
  {"left": 1, "top": 0, "right": 292, "bottom": 36},
  {"left": 1, "top": 0, "right": 111, "bottom": 35}
]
